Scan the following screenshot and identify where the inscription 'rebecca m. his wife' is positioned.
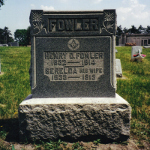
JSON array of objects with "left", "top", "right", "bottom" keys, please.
[{"left": 49, "top": 18, "right": 99, "bottom": 32}]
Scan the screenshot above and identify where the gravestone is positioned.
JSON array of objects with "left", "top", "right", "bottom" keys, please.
[
  {"left": 19, "top": 10, "right": 131, "bottom": 142},
  {"left": 116, "top": 59, "right": 122, "bottom": 77},
  {"left": 8, "top": 42, "right": 19, "bottom": 46},
  {"left": 143, "top": 46, "right": 150, "bottom": 48},
  {"left": 2, "top": 44, "right": 8, "bottom": 47},
  {"left": 131, "top": 46, "right": 142, "bottom": 61},
  {"left": 29, "top": 10, "right": 116, "bottom": 98}
]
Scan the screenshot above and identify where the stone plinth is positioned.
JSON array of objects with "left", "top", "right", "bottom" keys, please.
[{"left": 18, "top": 94, "right": 131, "bottom": 142}]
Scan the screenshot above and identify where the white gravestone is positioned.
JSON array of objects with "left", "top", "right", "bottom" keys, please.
[
  {"left": 116, "top": 59, "right": 122, "bottom": 77},
  {"left": 131, "top": 46, "right": 143, "bottom": 61}
]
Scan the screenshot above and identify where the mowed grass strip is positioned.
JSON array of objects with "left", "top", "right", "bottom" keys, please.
[
  {"left": 0, "top": 47, "right": 31, "bottom": 119},
  {"left": 116, "top": 46, "right": 150, "bottom": 123},
  {"left": 116, "top": 46, "right": 150, "bottom": 142}
]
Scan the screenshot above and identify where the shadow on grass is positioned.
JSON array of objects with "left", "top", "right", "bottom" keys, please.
[{"left": 0, "top": 118, "right": 19, "bottom": 142}]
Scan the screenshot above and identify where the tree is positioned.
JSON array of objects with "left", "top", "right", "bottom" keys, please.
[
  {"left": 128, "top": 25, "right": 140, "bottom": 34},
  {"left": 138, "top": 25, "right": 144, "bottom": 33},
  {"left": 14, "top": 29, "right": 28, "bottom": 46},
  {"left": 0, "top": 28, "right": 4, "bottom": 43},
  {"left": 26, "top": 26, "right": 31, "bottom": 45},
  {"left": 116, "top": 25, "right": 123, "bottom": 36},
  {"left": 0, "top": 0, "right": 4, "bottom": 7},
  {"left": 123, "top": 27, "right": 128, "bottom": 33},
  {"left": 146, "top": 26, "right": 150, "bottom": 33},
  {"left": 0, "top": 27, "right": 13, "bottom": 44},
  {"left": 3, "top": 26, "right": 12, "bottom": 43},
  {"left": 116, "top": 25, "right": 123, "bottom": 46}
]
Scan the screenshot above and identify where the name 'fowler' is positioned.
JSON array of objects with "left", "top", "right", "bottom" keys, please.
[{"left": 49, "top": 18, "right": 99, "bottom": 32}]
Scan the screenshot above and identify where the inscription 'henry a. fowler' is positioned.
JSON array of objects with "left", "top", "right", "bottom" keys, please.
[
  {"left": 44, "top": 52, "right": 104, "bottom": 81},
  {"left": 49, "top": 19, "right": 99, "bottom": 32}
]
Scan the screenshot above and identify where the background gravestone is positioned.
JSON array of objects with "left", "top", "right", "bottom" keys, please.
[
  {"left": 19, "top": 9, "right": 131, "bottom": 142},
  {"left": 131, "top": 46, "right": 142, "bottom": 61},
  {"left": 8, "top": 42, "right": 19, "bottom": 46},
  {"left": 116, "top": 59, "right": 122, "bottom": 77},
  {"left": 143, "top": 46, "right": 150, "bottom": 48}
]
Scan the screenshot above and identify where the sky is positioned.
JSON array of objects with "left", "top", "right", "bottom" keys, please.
[{"left": 0, "top": 0, "right": 150, "bottom": 38}]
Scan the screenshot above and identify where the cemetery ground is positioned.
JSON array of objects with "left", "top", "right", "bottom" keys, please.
[{"left": 0, "top": 46, "right": 150, "bottom": 149}]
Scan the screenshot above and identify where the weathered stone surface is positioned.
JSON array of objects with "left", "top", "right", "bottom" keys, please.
[
  {"left": 29, "top": 10, "right": 117, "bottom": 98},
  {"left": 19, "top": 94, "right": 131, "bottom": 142},
  {"left": 116, "top": 59, "right": 122, "bottom": 77}
]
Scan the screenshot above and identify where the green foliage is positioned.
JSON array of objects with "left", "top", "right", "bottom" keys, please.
[
  {"left": 93, "top": 139, "right": 101, "bottom": 145},
  {"left": 116, "top": 25, "right": 145, "bottom": 36},
  {"left": 0, "top": 0, "right": 4, "bottom": 7},
  {"left": 0, "top": 27, "right": 13, "bottom": 44},
  {"left": 72, "top": 142, "right": 85, "bottom": 150},
  {"left": 35, "top": 139, "right": 64, "bottom": 150},
  {"left": 116, "top": 46, "right": 150, "bottom": 125},
  {"left": 146, "top": 26, "right": 150, "bottom": 33},
  {"left": 116, "top": 46, "right": 150, "bottom": 144},
  {"left": 26, "top": 26, "right": 31, "bottom": 45},
  {"left": 0, "top": 130, "right": 7, "bottom": 140},
  {"left": 131, "top": 119, "right": 150, "bottom": 143},
  {"left": 11, "top": 145, "right": 15, "bottom": 150},
  {"left": 0, "top": 47, "right": 31, "bottom": 119},
  {"left": 117, "top": 25, "right": 123, "bottom": 36},
  {"left": 0, "top": 142, "right": 10, "bottom": 150},
  {"left": 14, "top": 26, "right": 31, "bottom": 46},
  {"left": 14, "top": 29, "right": 27, "bottom": 46}
]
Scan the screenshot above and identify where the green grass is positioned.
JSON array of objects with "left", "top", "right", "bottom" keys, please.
[
  {"left": 116, "top": 47, "right": 150, "bottom": 122},
  {"left": 0, "top": 46, "right": 150, "bottom": 148},
  {"left": 0, "top": 47, "right": 31, "bottom": 119},
  {"left": 116, "top": 46, "right": 150, "bottom": 142}
]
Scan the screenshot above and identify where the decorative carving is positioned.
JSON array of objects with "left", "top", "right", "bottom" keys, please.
[
  {"left": 31, "top": 11, "right": 47, "bottom": 34},
  {"left": 100, "top": 12, "right": 114, "bottom": 34},
  {"left": 68, "top": 39, "right": 80, "bottom": 51}
]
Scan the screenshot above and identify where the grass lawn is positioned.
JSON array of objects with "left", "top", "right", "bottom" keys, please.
[
  {"left": 0, "top": 46, "right": 150, "bottom": 149},
  {"left": 0, "top": 47, "right": 31, "bottom": 119},
  {"left": 116, "top": 46, "right": 150, "bottom": 147}
]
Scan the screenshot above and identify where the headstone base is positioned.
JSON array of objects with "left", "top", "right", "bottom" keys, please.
[{"left": 18, "top": 94, "right": 131, "bottom": 142}]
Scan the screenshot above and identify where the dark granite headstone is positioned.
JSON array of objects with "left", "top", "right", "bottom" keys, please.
[
  {"left": 30, "top": 10, "right": 117, "bottom": 98},
  {"left": 8, "top": 42, "right": 19, "bottom": 46},
  {"left": 19, "top": 10, "right": 131, "bottom": 142}
]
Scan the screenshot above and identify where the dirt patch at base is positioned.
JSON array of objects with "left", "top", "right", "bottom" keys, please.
[
  {"left": 0, "top": 72, "right": 4, "bottom": 76},
  {"left": 1, "top": 138, "right": 150, "bottom": 150},
  {"left": 117, "top": 75, "right": 128, "bottom": 80}
]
